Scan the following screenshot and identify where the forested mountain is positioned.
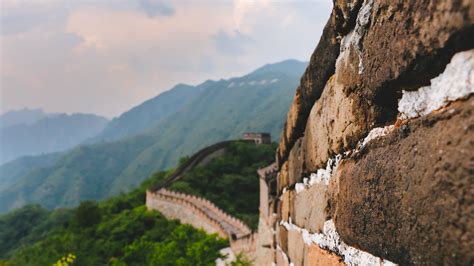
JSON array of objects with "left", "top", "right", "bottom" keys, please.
[
  {"left": 0, "top": 59, "right": 306, "bottom": 213},
  {"left": 87, "top": 83, "right": 209, "bottom": 143}
]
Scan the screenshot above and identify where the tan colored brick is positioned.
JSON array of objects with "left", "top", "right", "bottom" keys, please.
[
  {"left": 305, "top": 244, "right": 344, "bottom": 266},
  {"left": 293, "top": 183, "right": 329, "bottom": 232}
]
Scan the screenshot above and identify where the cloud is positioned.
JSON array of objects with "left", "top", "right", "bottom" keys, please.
[
  {"left": 0, "top": 2, "right": 70, "bottom": 36},
  {"left": 214, "top": 30, "right": 253, "bottom": 55},
  {"left": 0, "top": 1, "right": 332, "bottom": 117},
  {"left": 137, "top": 0, "right": 175, "bottom": 18}
]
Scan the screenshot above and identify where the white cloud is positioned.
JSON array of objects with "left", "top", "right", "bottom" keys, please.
[{"left": 0, "top": 0, "right": 332, "bottom": 117}]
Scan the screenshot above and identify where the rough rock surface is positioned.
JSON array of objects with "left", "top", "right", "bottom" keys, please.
[
  {"left": 292, "top": 183, "right": 329, "bottom": 233},
  {"left": 277, "top": 161, "right": 290, "bottom": 193},
  {"left": 332, "top": 98, "right": 474, "bottom": 265},
  {"left": 305, "top": 245, "right": 344, "bottom": 266},
  {"left": 279, "top": 0, "right": 474, "bottom": 168},
  {"left": 302, "top": 77, "right": 371, "bottom": 171},
  {"left": 258, "top": 0, "right": 474, "bottom": 265},
  {"left": 337, "top": 0, "right": 474, "bottom": 93},
  {"left": 255, "top": 218, "right": 275, "bottom": 266},
  {"left": 287, "top": 138, "right": 305, "bottom": 185},
  {"left": 287, "top": 230, "right": 306, "bottom": 266}
]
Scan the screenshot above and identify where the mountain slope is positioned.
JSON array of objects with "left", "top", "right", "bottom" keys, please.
[
  {"left": 0, "top": 60, "right": 307, "bottom": 213},
  {"left": 87, "top": 83, "right": 208, "bottom": 143},
  {"left": 0, "top": 114, "right": 108, "bottom": 164},
  {"left": 0, "top": 153, "right": 62, "bottom": 192}
]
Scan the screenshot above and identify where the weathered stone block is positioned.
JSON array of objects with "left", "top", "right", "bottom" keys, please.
[
  {"left": 336, "top": 0, "right": 474, "bottom": 98},
  {"left": 292, "top": 183, "right": 329, "bottom": 233},
  {"left": 277, "top": 225, "right": 288, "bottom": 255},
  {"left": 332, "top": 98, "right": 474, "bottom": 265},
  {"left": 305, "top": 244, "right": 344, "bottom": 266},
  {"left": 287, "top": 229, "right": 306, "bottom": 266},
  {"left": 277, "top": 161, "right": 290, "bottom": 194},
  {"left": 256, "top": 217, "right": 275, "bottom": 266},
  {"left": 276, "top": 247, "right": 290, "bottom": 266},
  {"left": 287, "top": 137, "right": 305, "bottom": 185},
  {"left": 280, "top": 190, "right": 293, "bottom": 223},
  {"left": 303, "top": 77, "right": 370, "bottom": 171}
]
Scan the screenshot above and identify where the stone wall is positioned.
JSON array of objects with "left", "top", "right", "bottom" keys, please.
[
  {"left": 149, "top": 140, "right": 243, "bottom": 191},
  {"left": 258, "top": 0, "right": 473, "bottom": 265},
  {"left": 146, "top": 189, "right": 256, "bottom": 258}
]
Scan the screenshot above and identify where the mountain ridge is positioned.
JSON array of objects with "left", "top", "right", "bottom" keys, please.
[
  {"left": 0, "top": 59, "right": 307, "bottom": 213},
  {"left": 0, "top": 113, "right": 108, "bottom": 164}
]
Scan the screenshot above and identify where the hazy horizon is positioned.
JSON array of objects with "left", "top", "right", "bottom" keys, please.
[
  {"left": 0, "top": 58, "right": 307, "bottom": 119},
  {"left": 0, "top": 0, "right": 332, "bottom": 118}
]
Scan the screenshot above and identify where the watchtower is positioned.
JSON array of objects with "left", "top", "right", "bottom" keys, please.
[{"left": 242, "top": 132, "right": 271, "bottom": 144}]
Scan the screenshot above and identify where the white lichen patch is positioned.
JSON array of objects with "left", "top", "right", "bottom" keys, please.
[
  {"left": 280, "top": 219, "right": 397, "bottom": 266},
  {"left": 398, "top": 49, "right": 474, "bottom": 119},
  {"left": 295, "top": 183, "right": 305, "bottom": 193},
  {"left": 336, "top": 0, "right": 374, "bottom": 75},
  {"left": 361, "top": 125, "right": 395, "bottom": 147},
  {"left": 294, "top": 155, "right": 342, "bottom": 194}
]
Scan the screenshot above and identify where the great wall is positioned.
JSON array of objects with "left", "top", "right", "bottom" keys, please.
[
  {"left": 146, "top": 189, "right": 256, "bottom": 258},
  {"left": 145, "top": 1, "right": 474, "bottom": 265},
  {"left": 146, "top": 135, "right": 269, "bottom": 261},
  {"left": 255, "top": 0, "right": 474, "bottom": 265}
]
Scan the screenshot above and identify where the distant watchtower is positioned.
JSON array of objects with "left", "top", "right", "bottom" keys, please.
[{"left": 242, "top": 132, "right": 271, "bottom": 144}]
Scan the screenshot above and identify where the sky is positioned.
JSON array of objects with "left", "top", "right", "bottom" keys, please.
[{"left": 0, "top": 0, "right": 332, "bottom": 118}]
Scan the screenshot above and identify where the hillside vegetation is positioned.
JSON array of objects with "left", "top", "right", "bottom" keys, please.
[
  {"left": 0, "top": 171, "right": 227, "bottom": 265},
  {"left": 0, "top": 141, "right": 275, "bottom": 264},
  {"left": 0, "top": 59, "right": 306, "bottom": 213}
]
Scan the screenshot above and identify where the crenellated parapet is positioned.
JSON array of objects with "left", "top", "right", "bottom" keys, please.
[{"left": 146, "top": 189, "right": 251, "bottom": 239}]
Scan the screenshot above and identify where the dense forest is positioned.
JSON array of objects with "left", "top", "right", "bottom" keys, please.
[{"left": 0, "top": 141, "right": 275, "bottom": 265}]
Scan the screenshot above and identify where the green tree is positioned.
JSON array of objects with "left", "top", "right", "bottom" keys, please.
[{"left": 71, "top": 201, "right": 101, "bottom": 228}]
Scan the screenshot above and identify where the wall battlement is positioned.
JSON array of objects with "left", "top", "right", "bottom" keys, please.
[{"left": 146, "top": 189, "right": 256, "bottom": 258}]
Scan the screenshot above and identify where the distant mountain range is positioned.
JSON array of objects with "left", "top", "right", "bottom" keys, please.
[
  {"left": 0, "top": 108, "right": 52, "bottom": 128},
  {"left": 0, "top": 111, "right": 108, "bottom": 164},
  {"left": 0, "top": 59, "right": 307, "bottom": 213}
]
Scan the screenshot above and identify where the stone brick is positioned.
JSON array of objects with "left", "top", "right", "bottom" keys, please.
[
  {"left": 287, "top": 137, "right": 305, "bottom": 185},
  {"left": 336, "top": 0, "right": 474, "bottom": 100},
  {"left": 333, "top": 98, "right": 474, "bottom": 265},
  {"left": 301, "top": 0, "right": 474, "bottom": 173},
  {"left": 303, "top": 77, "right": 371, "bottom": 171},
  {"left": 292, "top": 183, "right": 329, "bottom": 233},
  {"left": 305, "top": 245, "right": 344, "bottom": 266},
  {"left": 277, "top": 225, "right": 288, "bottom": 255},
  {"left": 277, "top": 161, "right": 290, "bottom": 194},
  {"left": 287, "top": 229, "right": 306, "bottom": 266},
  {"left": 276, "top": 247, "right": 290, "bottom": 266},
  {"left": 280, "top": 190, "right": 293, "bottom": 222},
  {"left": 255, "top": 218, "right": 275, "bottom": 266}
]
